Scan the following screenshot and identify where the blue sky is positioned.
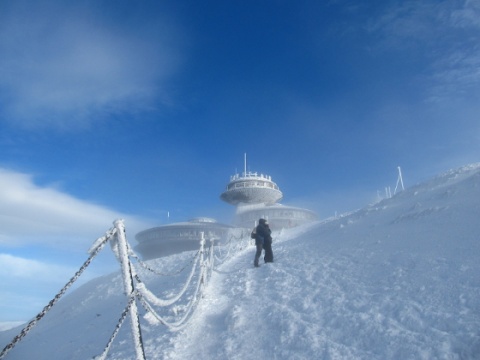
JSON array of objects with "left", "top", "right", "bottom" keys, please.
[{"left": 0, "top": 0, "right": 479, "bottom": 324}]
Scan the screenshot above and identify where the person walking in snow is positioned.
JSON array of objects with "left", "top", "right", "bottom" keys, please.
[{"left": 252, "top": 218, "right": 273, "bottom": 267}]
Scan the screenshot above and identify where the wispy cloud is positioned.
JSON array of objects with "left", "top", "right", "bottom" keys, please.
[
  {"left": 0, "top": 166, "right": 152, "bottom": 321},
  {"left": 429, "top": 47, "right": 480, "bottom": 101},
  {"left": 367, "top": 0, "right": 480, "bottom": 101},
  {"left": 367, "top": 2, "right": 442, "bottom": 44},
  {"left": 0, "top": 321, "right": 25, "bottom": 331},
  {"left": 450, "top": 0, "right": 480, "bottom": 28},
  {"left": 0, "top": 168, "right": 153, "bottom": 250},
  {"left": 0, "top": 1, "right": 183, "bottom": 130},
  {"left": 0, "top": 254, "right": 85, "bottom": 322},
  {"left": 0, "top": 253, "right": 75, "bottom": 280}
]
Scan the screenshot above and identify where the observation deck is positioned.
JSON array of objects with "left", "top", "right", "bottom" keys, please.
[{"left": 220, "top": 171, "right": 283, "bottom": 205}]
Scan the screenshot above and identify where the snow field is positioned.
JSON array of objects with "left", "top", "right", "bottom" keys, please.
[{"left": 1, "top": 163, "right": 479, "bottom": 359}]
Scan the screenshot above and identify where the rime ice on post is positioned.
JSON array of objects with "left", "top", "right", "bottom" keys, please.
[
  {"left": 394, "top": 166, "right": 405, "bottom": 194},
  {"left": 112, "top": 219, "right": 146, "bottom": 360}
]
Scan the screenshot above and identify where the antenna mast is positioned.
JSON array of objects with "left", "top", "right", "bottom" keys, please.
[{"left": 244, "top": 153, "right": 247, "bottom": 176}]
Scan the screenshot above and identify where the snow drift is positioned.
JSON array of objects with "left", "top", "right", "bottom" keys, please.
[{"left": 1, "top": 163, "right": 479, "bottom": 359}]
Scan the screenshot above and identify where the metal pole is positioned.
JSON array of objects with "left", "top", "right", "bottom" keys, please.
[
  {"left": 398, "top": 166, "right": 405, "bottom": 191},
  {"left": 244, "top": 153, "right": 247, "bottom": 176}
]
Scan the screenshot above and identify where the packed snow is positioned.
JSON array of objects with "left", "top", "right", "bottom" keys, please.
[{"left": 1, "top": 163, "right": 479, "bottom": 359}]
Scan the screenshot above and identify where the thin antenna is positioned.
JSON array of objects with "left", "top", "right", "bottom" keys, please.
[{"left": 244, "top": 153, "right": 247, "bottom": 176}]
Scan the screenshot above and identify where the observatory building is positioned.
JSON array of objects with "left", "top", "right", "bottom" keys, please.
[
  {"left": 134, "top": 155, "right": 317, "bottom": 260},
  {"left": 134, "top": 217, "right": 234, "bottom": 260},
  {"left": 220, "top": 155, "right": 317, "bottom": 229},
  {"left": 220, "top": 172, "right": 283, "bottom": 205},
  {"left": 233, "top": 203, "right": 317, "bottom": 229}
]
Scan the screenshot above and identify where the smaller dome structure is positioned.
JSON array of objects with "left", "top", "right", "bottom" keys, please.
[
  {"left": 234, "top": 203, "right": 317, "bottom": 229},
  {"left": 135, "top": 218, "right": 233, "bottom": 260}
]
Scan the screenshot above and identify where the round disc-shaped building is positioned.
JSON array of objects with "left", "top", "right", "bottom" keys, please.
[
  {"left": 134, "top": 217, "right": 233, "bottom": 260},
  {"left": 234, "top": 203, "right": 318, "bottom": 229},
  {"left": 220, "top": 156, "right": 317, "bottom": 230},
  {"left": 220, "top": 171, "right": 283, "bottom": 205}
]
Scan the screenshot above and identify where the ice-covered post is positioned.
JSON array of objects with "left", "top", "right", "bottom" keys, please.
[
  {"left": 206, "top": 235, "right": 216, "bottom": 282},
  {"left": 209, "top": 236, "right": 215, "bottom": 269},
  {"left": 113, "top": 219, "right": 146, "bottom": 360},
  {"left": 199, "top": 231, "right": 205, "bottom": 268},
  {"left": 394, "top": 166, "right": 405, "bottom": 194},
  {"left": 385, "top": 186, "right": 392, "bottom": 199},
  {"left": 199, "top": 232, "right": 207, "bottom": 289}
]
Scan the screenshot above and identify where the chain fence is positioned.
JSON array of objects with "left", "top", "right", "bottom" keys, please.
[{"left": 0, "top": 219, "right": 252, "bottom": 360}]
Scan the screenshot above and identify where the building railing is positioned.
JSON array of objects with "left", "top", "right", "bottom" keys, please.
[
  {"left": 226, "top": 180, "right": 280, "bottom": 191},
  {"left": 229, "top": 172, "right": 272, "bottom": 181}
]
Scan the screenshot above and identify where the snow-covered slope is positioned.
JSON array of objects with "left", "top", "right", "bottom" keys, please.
[{"left": 1, "top": 163, "right": 480, "bottom": 360}]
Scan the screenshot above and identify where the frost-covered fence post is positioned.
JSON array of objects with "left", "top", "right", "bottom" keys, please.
[
  {"left": 199, "top": 231, "right": 205, "bottom": 269},
  {"left": 199, "top": 232, "right": 207, "bottom": 288},
  {"left": 394, "top": 166, "right": 405, "bottom": 194},
  {"left": 385, "top": 186, "right": 392, "bottom": 199},
  {"left": 208, "top": 236, "right": 215, "bottom": 273},
  {"left": 112, "top": 219, "right": 146, "bottom": 360},
  {"left": 205, "top": 235, "right": 215, "bottom": 284}
]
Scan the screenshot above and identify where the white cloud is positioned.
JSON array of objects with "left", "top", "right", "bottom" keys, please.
[
  {"left": 450, "top": 0, "right": 480, "bottom": 28},
  {"left": 0, "top": 253, "right": 82, "bottom": 322},
  {"left": 428, "top": 48, "right": 480, "bottom": 101},
  {"left": 367, "top": 0, "right": 480, "bottom": 102},
  {"left": 0, "top": 321, "right": 25, "bottom": 331},
  {"left": 0, "top": 168, "right": 153, "bottom": 250},
  {"left": 0, "top": 167, "right": 150, "bottom": 322},
  {"left": 366, "top": 1, "right": 442, "bottom": 44},
  {"left": 0, "top": 253, "right": 74, "bottom": 280},
  {"left": 0, "top": 1, "right": 182, "bottom": 129}
]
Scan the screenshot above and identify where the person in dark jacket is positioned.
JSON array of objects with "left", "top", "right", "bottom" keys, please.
[{"left": 253, "top": 218, "right": 273, "bottom": 267}]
